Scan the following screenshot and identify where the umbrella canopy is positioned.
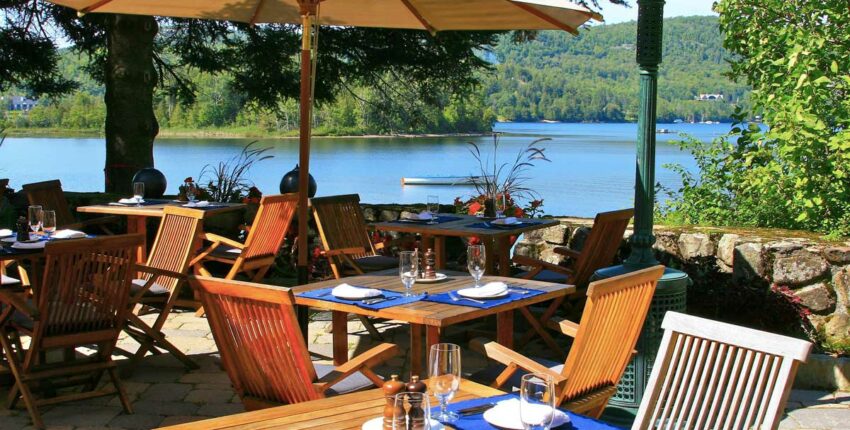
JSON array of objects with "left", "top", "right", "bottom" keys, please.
[
  {"left": 47, "top": 0, "right": 601, "bottom": 284},
  {"left": 50, "top": 0, "right": 601, "bottom": 33}
]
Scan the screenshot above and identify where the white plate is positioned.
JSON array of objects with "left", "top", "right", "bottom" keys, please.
[
  {"left": 361, "top": 416, "right": 444, "bottom": 430},
  {"left": 1, "top": 236, "right": 37, "bottom": 244},
  {"left": 482, "top": 402, "right": 569, "bottom": 430},
  {"left": 457, "top": 285, "right": 509, "bottom": 299},
  {"left": 417, "top": 273, "right": 449, "bottom": 283}
]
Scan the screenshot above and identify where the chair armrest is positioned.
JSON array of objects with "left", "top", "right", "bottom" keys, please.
[
  {"left": 315, "top": 343, "right": 399, "bottom": 392},
  {"left": 512, "top": 255, "right": 574, "bottom": 275},
  {"left": 203, "top": 232, "right": 245, "bottom": 249},
  {"left": 553, "top": 247, "right": 581, "bottom": 259},
  {"left": 470, "top": 338, "right": 565, "bottom": 384},
  {"left": 375, "top": 235, "right": 415, "bottom": 251},
  {"left": 323, "top": 247, "right": 367, "bottom": 257},
  {"left": 136, "top": 264, "right": 186, "bottom": 282},
  {"left": 546, "top": 317, "right": 579, "bottom": 338}
]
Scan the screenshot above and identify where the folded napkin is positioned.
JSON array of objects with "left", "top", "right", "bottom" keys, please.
[
  {"left": 0, "top": 229, "right": 12, "bottom": 237},
  {"left": 402, "top": 211, "right": 432, "bottom": 221},
  {"left": 486, "top": 398, "right": 569, "bottom": 429},
  {"left": 52, "top": 229, "right": 86, "bottom": 240},
  {"left": 183, "top": 200, "right": 210, "bottom": 208},
  {"left": 491, "top": 217, "right": 519, "bottom": 225},
  {"left": 118, "top": 197, "right": 143, "bottom": 204},
  {"left": 12, "top": 241, "right": 46, "bottom": 250},
  {"left": 458, "top": 281, "right": 508, "bottom": 298},
  {"left": 331, "top": 283, "right": 381, "bottom": 299}
]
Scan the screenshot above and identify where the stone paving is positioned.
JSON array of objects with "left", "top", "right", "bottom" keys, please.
[{"left": 0, "top": 310, "right": 848, "bottom": 430}]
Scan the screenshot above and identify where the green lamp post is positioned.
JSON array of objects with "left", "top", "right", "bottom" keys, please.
[{"left": 593, "top": 0, "right": 691, "bottom": 416}]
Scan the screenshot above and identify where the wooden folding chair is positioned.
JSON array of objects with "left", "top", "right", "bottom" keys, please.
[
  {"left": 474, "top": 265, "right": 664, "bottom": 419},
  {"left": 633, "top": 312, "right": 812, "bottom": 430},
  {"left": 120, "top": 207, "right": 204, "bottom": 370},
  {"left": 513, "top": 208, "right": 633, "bottom": 349},
  {"left": 192, "top": 193, "right": 297, "bottom": 282},
  {"left": 22, "top": 179, "right": 117, "bottom": 233},
  {"left": 0, "top": 234, "right": 141, "bottom": 429},
  {"left": 311, "top": 194, "right": 401, "bottom": 279},
  {"left": 190, "top": 275, "right": 399, "bottom": 411}
]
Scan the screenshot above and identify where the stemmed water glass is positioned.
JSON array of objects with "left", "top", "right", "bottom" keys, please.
[
  {"left": 133, "top": 182, "right": 145, "bottom": 207},
  {"left": 429, "top": 343, "right": 461, "bottom": 423},
  {"left": 426, "top": 195, "right": 439, "bottom": 224},
  {"left": 27, "top": 205, "right": 42, "bottom": 239},
  {"left": 42, "top": 210, "right": 57, "bottom": 239},
  {"left": 186, "top": 183, "right": 197, "bottom": 203},
  {"left": 393, "top": 392, "right": 432, "bottom": 429},
  {"left": 400, "top": 250, "right": 418, "bottom": 297},
  {"left": 467, "top": 244, "right": 486, "bottom": 288},
  {"left": 520, "top": 373, "right": 556, "bottom": 430}
]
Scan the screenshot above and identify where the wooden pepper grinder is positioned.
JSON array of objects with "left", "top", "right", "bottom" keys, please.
[
  {"left": 406, "top": 375, "right": 428, "bottom": 429},
  {"left": 382, "top": 375, "right": 405, "bottom": 430},
  {"left": 423, "top": 248, "right": 436, "bottom": 280}
]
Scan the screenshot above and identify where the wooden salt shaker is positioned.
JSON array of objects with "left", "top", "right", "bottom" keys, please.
[
  {"left": 406, "top": 376, "right": 428, "bottom": 429},
  {"left": 423, "top": 248, "right": 436, "bottom": 279},
  {"left": 382, "top": 375, "right": 405, "bottom": 430}
]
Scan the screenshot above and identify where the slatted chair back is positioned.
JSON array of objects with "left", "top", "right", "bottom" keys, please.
[
  {"left": 633, "top": 312, "right": 812, "bottom": 430},
  {"left": 571, "top": 208, "right": 633, "bottom": 287},
  {"left": 142, "top": 207, "right": 205, "bottom": 294},
  {"left": 311, "top": 194, "right": 375, "bottom": 262},
  {"left": 240, "top": 194, "right": 298, "bottom": 261},
  {"left": 22, "top": 179, "right": 76, "bottom": 227},
  {"left": 191, "top": 275, "right": 320, "bottom": 409},
  {"left": 34, "top": 235, "right": 141, "bottom": 344},
  {"left": 559, "top": 265, "right": 664, "bottom": 405}
]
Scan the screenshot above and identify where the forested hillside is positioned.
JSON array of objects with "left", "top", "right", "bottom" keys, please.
[
  {"left": 484, "top": 16, "right": 749, "bottom": 122},
  {"left": 1, "top": 16, "right": 747, "bottom": 135}
]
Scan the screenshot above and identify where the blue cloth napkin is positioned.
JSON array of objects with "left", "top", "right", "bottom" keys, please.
[
  {"left": 390, "top": 215, "right": 462, "bottom": 224},
  {"left": 297, "top": 287, "right": 427, "bottom": 310},
  {"left": 468, "top": 220, "right": 541, "bottom": 230},
  {"left": 424, "top": 286, "right": 544, "bottom": 309},
  {"left": 445, "top": 394, "right": 624, "bottom": 430}
]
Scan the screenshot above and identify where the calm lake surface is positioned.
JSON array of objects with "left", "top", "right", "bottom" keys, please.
[{"left": 1, "top": 122, "right": 733, "bottom": 217}]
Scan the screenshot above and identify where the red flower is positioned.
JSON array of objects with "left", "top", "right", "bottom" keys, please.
[
  {"left": 513, "top": 207, "right": 525, "bottom": 218},
  {"left": 468, "top": 202, "right": 482, "bottom": 215},
  {"left": 184, "top": 177, "right": 194, "bottom": 183},
  {"left": 469, "top": 236, "right": 481, "bottom": 245}
]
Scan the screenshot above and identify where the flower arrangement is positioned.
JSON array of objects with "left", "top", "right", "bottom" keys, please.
[
  {"left": 199, "top": 141, "right": 273, "bottom": 203},
  {"left": 177, "top": 177, "right": 209, "bottom": 201}
]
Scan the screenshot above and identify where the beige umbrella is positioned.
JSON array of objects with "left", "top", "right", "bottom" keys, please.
[{"left": 48, "top": 0, "right": 601, "bottom": 283}]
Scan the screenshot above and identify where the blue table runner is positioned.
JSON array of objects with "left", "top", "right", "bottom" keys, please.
[
  {"left": 389, "top": 215, "right": 463, "bottom": 225},
  {"left": 424, "top": 287, "right": 544, "bottom": 309},
  {"left": 444, "top": 394, "right": 624, "bottom": 429}
]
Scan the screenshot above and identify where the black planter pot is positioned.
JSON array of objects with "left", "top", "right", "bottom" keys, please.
[
  {"left": 132, "top": 168, "right": 167, "bottom": 198},
  {"left": 280, "top": 164, "right": 317, "bottom": 197}
]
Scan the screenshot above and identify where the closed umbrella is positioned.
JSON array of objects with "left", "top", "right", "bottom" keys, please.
[{"left": 48, "top": 0, "right": 601, "bottom": 283}]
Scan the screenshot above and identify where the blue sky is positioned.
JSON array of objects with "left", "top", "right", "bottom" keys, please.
[{"left": 593, "top": 0, "right": 717, "bottom": 24}]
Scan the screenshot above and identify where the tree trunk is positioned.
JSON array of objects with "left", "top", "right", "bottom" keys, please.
[{"left": 103, "top": 14, "right": 159, "bottom": 193}]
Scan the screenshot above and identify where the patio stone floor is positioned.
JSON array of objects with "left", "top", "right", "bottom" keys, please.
[{"left": 1, "top": 310, "right": 848, "bottom": 430}]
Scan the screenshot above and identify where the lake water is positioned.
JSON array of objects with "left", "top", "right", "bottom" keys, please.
[{"left": 0, "top": 122, "right": 733, "bottom": 217}]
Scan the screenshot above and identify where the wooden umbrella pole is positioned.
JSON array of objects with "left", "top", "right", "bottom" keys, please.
[{"left": 296, "top": 1, "right": 318, "bottom": 285}]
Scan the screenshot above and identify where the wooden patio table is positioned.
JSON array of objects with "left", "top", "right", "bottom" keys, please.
[
  {"left": 157, "top": 378, "right": 505, "bottom": 430},
  {"left": 77, "top": 201, "right": 244, "bottom": 263},
  {"left": 293, "top": 269, "right": 574, "bottom": 376},
  {"left": 371, "top": 214, "right": 559, "bottom": 276}
]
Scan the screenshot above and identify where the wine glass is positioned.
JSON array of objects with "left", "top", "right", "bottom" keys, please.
[
  {"left": 393, "top": 392, "right": 432, "bottom": 429},
  {"left": 400, "top": 251, "right": 418, "bottom": 297},
  {"left": 133, "top": 182, "right": 145, "bottom": 206},
  {"left": 42, "top": 210, "right": 57, "bottom": 239},
  {"left": 426, "top": 195, "right": 439, "bottom": 224},
  {"left": 27, "top": 205, "right": 42, "bottom": 238},
  {"left": 467, "top": 244, "right": 486, "bottom": 288},
  {"left": 496, "top": 193, "right": 507, "bottom": 219},
  {"left": 520, "top": 373, "right": 556, "bottom": 430},
  {"left": 429, "top": 343, "right": 461, "bottom": 423},
  {"left": 186, "top": 183, "right": 197, "bottom": 203}
]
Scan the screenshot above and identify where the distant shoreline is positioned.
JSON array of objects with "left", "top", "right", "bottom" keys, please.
[{"left": 4, "top": 127, "right": 490, "bottom": 139}]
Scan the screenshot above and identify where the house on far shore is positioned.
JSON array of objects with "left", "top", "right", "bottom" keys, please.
[
  {"left": 695, "top": 93, "right": 724, "bottom": 101},
  {"left": 3, "top": 95, "right": 38, "bottom": 112}
]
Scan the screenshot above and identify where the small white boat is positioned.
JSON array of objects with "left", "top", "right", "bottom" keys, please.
[{"left": 401, "top": 176, "right": 482, "bottom": 186}]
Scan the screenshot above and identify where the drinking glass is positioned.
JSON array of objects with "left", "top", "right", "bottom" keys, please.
[
  {"left": 496, "top": 193, "right": 507, "bottom": 219},
  {"left": 467, "top": 244, "right": 486, "bottom": 287},
  {"left": 520, "top": 373, "right": 556, "bottom": 430},
  {"left": 27, "top": 205, "right": 42, "bottom": 237},
  {"left": 426, "top": 195, "right": 439, "bottom": 224},
  {"left": 393, "top": 392, "right": 432, "bottom": 429},
  {"left": 429, "top": 343, "right": 461, "bottom": 423},
  {"left": 400, "top": 250, "right": 418, "bottom": 297},
  {"left": 133, "top": 182, "right": 145, "bottom": 206},
  {"left": 186, "top": 183, "right": 196, "bottom": 203},
  {"left": 42, "top": 210, "right": 57, "bottom": 238}
]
